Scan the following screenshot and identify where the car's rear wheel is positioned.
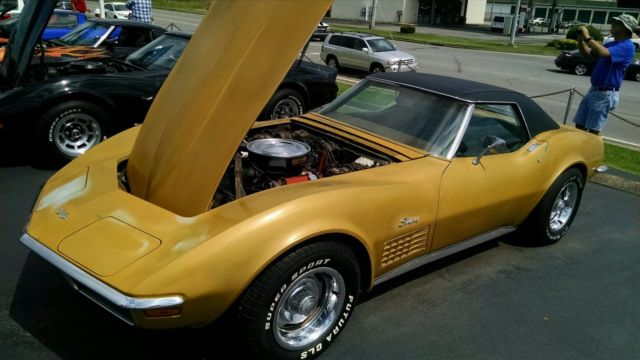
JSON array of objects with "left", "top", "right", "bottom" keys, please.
[
  {"left": 521, "top": 168, "right": 584, "bottom": 245},
  {"left": 572, "top": 63, "right": 588, "bottom": 76},
  {"left": 263, "top": 88, "right": 305, "bottom": 120},
  {"left": 35, "top": 100, "right": 112, "bottom": 167},
  {"left": 634, "top": 70, "right": 640, "bottom": 82},
  {"left": 370, "top": 63, "right": 385, "bottom": 73},
  {"left": 236, "top": 241, "right": 360, "bottom": 360},
  {"left": 325, "top": 56, "right": 339, "bottom": 70}
]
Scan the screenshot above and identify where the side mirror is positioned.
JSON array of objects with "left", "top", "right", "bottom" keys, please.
[
  {"left": 362, "top": 47, "right": 369, "bottom": 53},
  {"left": 472, "top": 136, "right": 506, "bottom": 165}
]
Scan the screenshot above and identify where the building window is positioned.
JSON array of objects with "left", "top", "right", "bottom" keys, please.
[
  {"left": 592, "top": 11, "right": 607, "bottom": 24},
  {"left": 577, "top": 10, "right": 591, "bottom": 23},
  {"left": 562, "top": 9, "right": 577, "bottom": 22}
]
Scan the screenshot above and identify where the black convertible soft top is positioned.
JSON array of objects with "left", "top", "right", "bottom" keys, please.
[{"left": 370, "top": 72, "right": 559, "bottom": 137}]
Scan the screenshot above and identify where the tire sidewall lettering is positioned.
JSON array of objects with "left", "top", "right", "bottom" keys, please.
[
  {"left": 47, "top": 108, "right": 83, "bottom": 144},
  {"left": 298, "top": 294, "right": 356, "bottom": 360},
  {"left": 262, "top": 256, "right": 356, "bottom": 359}
]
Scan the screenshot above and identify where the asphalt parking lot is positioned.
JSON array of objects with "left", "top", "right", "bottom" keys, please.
[{"left": 0, "top": 166, "right": 638, "bottom": 359}]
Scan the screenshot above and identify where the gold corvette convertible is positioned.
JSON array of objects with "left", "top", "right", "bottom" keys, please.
[{"left": 17, "top": 1, "right": 605, "bottom": 359}]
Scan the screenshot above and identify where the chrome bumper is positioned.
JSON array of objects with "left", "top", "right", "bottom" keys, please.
[{"left": 20, "top": 233, "right": 183, "bottom": 326}]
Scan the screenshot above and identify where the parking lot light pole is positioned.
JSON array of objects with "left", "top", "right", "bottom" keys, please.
[
  {"left": 369, "top": 0, "right": 377, "bottom": 29},
  {"left": 509, "top": 0, "right": 521, "bottom": 46},
  {"left": 99, "top": 0, "right": 105, "bottom": 18}
]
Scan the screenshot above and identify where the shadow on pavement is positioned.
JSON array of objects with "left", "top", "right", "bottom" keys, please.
[
  {"left": 360, "top": 239, "right": 501, "bottom": 303},
  {"left": 10, "top": 253, "right": 234, "bottom": 360}
]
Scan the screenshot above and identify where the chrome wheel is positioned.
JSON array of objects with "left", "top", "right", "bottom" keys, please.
[
  {"left": 53, "top": 113, "right": 102, "bottom": 158},
  {"left": 549, "top": 181, "right": 578, "bottom": 232},
  {"left": 574, "top": 63, "right": 588, "bottom": 76},
  {"left": 327, "top": 57, "right": 338, "bottom": 69},
  {"left": 635, "top": 71, "right": 640, "bottom": 82},
  {"left": 273, "top": 267, "right": 345, "bottom": 350},
  {"left": 272, "top": 98, "right": 302, "bottom": 119}
]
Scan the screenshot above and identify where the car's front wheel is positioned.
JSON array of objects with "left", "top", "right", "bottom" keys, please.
[
  {"left": 325, "top": 56, "right": 339, "bottom": 70},
  {"left": 35, "top": 100, "right": 112, "bottom": 166},
  {"left": 263, "top": 88, "right": 305, "bottom": 120},
  {"left": 572, "top": 63, "right": 589, "bottom": 76},
  {"left": 521, "top": 168, "right": 584, "bottom": 245},
  {"left": 236, "top": 241, "right": 360, "bottom": 360},
  {"left": 370, "top": 63, "right": 385, "bottom": 73}
]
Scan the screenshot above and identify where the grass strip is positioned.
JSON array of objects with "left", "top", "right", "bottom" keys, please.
[{"left": 153, "top": 0, "right": 209, "bottom": 14}]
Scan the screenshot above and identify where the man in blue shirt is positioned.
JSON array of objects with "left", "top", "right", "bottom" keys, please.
[
  {"left": 126, "top": 0, "right": 153, "bottom": 23},
  {"left": 573, "top": 14, "right": 636, "bottom": 135}
]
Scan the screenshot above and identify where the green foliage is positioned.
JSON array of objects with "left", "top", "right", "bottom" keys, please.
[
  {"left": 558, "top": 39, "right": 579, "bottom": 50},
  {"left": 546, "top": 39, "right": 578, "bottom": 50},
  {"left": 400, "top": 24, "right": 416, "bottom": 34},
  {"left": 566, "top": 25, "right": 604, "bottom": 42}
]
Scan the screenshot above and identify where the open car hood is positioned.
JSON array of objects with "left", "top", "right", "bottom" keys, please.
[
  {"left": 126, "top": 0, "right": 331, "bottom": 217},
  {"left": 0, "top": 0, "right": 56, "bottom": 87}
]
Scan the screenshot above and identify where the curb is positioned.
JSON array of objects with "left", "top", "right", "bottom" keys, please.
[{"left": 590, "top": 173, "right": 640, "bottom": 196}]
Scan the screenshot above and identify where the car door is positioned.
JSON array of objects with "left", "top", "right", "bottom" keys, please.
[
  {"left": 350, "top": 38, "right": 370, "bottom": 71},
  {"left": 431, "top": 103, "right": 551, "bottom": 251},
  {"left": 336, "top": 35, "right": 356, "bottom": 68}
]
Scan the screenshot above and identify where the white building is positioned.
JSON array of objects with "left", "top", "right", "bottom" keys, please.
[{"left": 328, "top": 0, "right": 638, "bottom": 27}]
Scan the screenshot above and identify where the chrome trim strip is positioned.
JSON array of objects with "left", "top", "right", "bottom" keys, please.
[
  {"left": 20, "top": 233, "right": 184, "bottom": 310},
  {"left": 94, "top": 25, "right": 115, "bottom": 48},
  {"left": 373, "top": 226, "right": 516, "bottom": 286},
  {"left": 445, "top": 103, "right": 474, "bottom": 160}
]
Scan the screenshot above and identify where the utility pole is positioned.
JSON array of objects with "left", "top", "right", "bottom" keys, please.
[
  {"left": 548, "top": 0, "right": 557, "bottom": 33},
  {"left": 369, "top": 0, "right": 377, "bottom": 29},
  {"left": 509, "top": 0, "right": 522, "bottom": 46}
]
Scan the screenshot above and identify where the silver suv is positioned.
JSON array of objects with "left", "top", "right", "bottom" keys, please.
[{"left": 320, "top": 32, "right": 418, "bottom": 73}]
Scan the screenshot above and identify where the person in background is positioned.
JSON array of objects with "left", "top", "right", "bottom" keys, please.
[
  {"left": 71, "top": 0, "right": 87, "bottom": 13},
  {"left": 572, "top": 15, "right": 636, "bottom": 135},
  {"left": 126, "top": 0, "right": 153, "bottom": 23}
]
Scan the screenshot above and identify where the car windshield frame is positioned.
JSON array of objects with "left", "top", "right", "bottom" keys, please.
[
  {"left": 125, "top": 34, "right": 188, "bottom": 71},
  {"left": 366, "top": 38, "right": 395, "bottom": 52},
  {"left": 318, "top": 78, "right": 472, "bottom": 159}
]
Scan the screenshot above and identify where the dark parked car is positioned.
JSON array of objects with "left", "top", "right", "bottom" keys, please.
[
  {"left": 0, "top": 32, "right": 338, "bottom": 166},
  {"left": 49, "top": 18, "right": 166, "bottom": 58},
  {"left": 554, "top": 50, "right": 640, "bottom": 81},
  {"left": 0, "top": 9, "right": 87, "bottom": 42}
]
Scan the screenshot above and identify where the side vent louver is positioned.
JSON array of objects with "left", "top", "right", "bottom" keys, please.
[{"left": 380, "top": 227, "right": 430, "bottom": 268}]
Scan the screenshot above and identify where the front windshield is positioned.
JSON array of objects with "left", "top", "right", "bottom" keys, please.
[
  {"left": 367, "top": 38, "right": 395, "bottom": 52},
  {"left": 58, "top": 22, "right": 112, "bottom": 46},
  {"left": 126, "top": 34, "right": 188, "bottom": 71},
  {"left": 113, "top": 4, "right": 128, "bottom": 11},
  {"left": 319, "top": 80, "right": 469, "bottom": 157}
]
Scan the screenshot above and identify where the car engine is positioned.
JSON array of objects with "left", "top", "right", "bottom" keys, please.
[
  {"left": 26, "top": 59, "right": 131, "bottom": 83},
  {"left": 211, "top": 122, "right": 394, "bottom": 208}
]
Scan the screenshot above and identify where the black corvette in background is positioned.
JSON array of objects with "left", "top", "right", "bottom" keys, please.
[
  {"left": 554, "top": 49, "right": 640, "bottom": 81},
  {"left": 0, "top": 32, "right": 338, "bottom": 166}
]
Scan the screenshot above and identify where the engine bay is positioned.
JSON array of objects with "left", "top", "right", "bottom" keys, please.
[
  {"left": 210, "top": 121, "right": 395, "bottom": 208},
  {"left": 25, "top": 58, "right": 132, "bottom": 84}
]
